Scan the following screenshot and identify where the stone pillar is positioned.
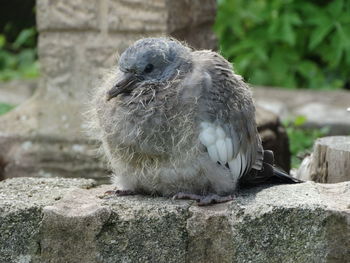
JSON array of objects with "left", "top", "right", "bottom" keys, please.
[{"left": 0, "top": 0, "right": 217, "bottom": 182}]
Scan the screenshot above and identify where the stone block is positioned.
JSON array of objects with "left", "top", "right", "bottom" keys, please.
[
  {"left": 0, "top": 177, "right": 96, "bottom": 263},
  {"left": 108, "top": 0, "right": 167, "bottom": 33},
  {"left": 38, "top": 33, "right": 75, "bottom": 79},
  {"left": 166, "top": 0, "right": 217, "bottom": 33},
  {"left": 107, "top": 0, "right": 217, "bottom": 49},
  {"left": 36, "top": 0, "right": 99, "bottom": 31},
  {"left": 0, "top": 177, "right": 349, "bottom": 262},
  {"left": 166, "top": 0, "right": 217, "bottom": 49}
]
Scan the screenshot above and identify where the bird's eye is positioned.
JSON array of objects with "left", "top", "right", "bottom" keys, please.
[{"left": 144, "top": 64, "right": 154, "bottom": 73}]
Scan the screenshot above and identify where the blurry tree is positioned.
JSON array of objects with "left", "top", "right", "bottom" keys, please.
[
  {"left": 215, "top": 0, "right": 350, "bottom": 89},
  {"left": 0, "top": 0, "right": 38, "bottom": 81}
]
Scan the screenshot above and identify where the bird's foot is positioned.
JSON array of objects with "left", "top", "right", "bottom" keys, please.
[
  {"left": 173, "top": 192, "right": 233, "bottom": 206},
  {"left": 103, "top": 189, "right": 136, "bottom": 197}
]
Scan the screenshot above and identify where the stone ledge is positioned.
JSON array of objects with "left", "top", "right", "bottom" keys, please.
[
  {"left": 0, "top": 177, "right": 96, "bottom": 263},
  {"left": 0, "top": 177, "right": 349, "bottom": 263}
]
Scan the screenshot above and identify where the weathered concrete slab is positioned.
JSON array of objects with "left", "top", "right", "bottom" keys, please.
[{"left": 1, "top": 177, "right": 349, "bottom": 263}]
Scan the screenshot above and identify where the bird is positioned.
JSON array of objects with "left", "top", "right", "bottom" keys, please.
[{"left": 88, "top": 37, "right": 302, "bottom": 205}]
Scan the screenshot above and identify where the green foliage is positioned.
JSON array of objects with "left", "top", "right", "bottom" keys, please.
[
  {"left": 283, "top": 116, "right": 329, "bottom": 168},
  {"left": 215, "top": 0, "right": 350, "bottom": 89},
  {"left": 0, "top": 102, "right": 14, "bottom": 115},
  {"left": 0, "top": 27, "right": 39, "bottom": 81}
]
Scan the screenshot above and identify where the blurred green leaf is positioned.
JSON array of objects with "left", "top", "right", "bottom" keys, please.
[
  {"left": 328, "top": 0, "right": 343, "bottom": 17},
  {"left": 0, "top": 35, "right": 5, "bottom": 48},
  {"left": 281, "top": 18, "right": 295, "bottom": 45},
  {"left": 13, "top": 28, "right": 36, "bottom": 49},
  {"left": 308, "top": 23, "right": 333, "bottom": 50},
  {"left": 296, "top": 60, "right": 318, "bottom": 77},
  {"left": 0, "top": 26, "right": 38, "bottom": 82},
  {"left": 294, "top": 115, "right": 307, "bottom": 126},
  {"left": 283, "top": 116, "right": 329, "bottom": 168},
  {"left": 288, "top": 12, "right": 302, "bottom": 25},
  {"left": 22, "top": 61, "right": 39, "bottom": 78},
  {"left": 0, "top": 103, "right": 15, "bottom": 115}
]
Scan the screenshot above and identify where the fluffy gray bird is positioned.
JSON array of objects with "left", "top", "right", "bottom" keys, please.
[{"left": 90, "top": 37, "right": 301, "bottom": 205}]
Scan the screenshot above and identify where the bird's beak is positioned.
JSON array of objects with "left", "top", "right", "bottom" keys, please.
[{"left": 106, "top": 72, "right": 137, "bottom": 101}]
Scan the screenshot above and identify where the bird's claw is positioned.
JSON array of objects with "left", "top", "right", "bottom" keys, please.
[{"left": 173, "top": 192, "right": 233, "bottom": 206}]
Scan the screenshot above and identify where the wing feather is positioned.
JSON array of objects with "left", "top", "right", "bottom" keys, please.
[{"left": 194, "top": 50, "right": 263, "bottom": 179}]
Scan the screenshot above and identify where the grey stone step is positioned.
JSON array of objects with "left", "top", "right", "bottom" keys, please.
[{"left": 1, "top": 177, "right": 349, "bottom": 263}]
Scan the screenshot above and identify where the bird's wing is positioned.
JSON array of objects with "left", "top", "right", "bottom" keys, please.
[{"left": 192, "top": 50, "right": 263, "bottom": 179}]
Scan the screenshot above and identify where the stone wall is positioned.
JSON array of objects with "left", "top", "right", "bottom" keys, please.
[{"left": 1, "top": 177, "right": 349, "bottom": 262}]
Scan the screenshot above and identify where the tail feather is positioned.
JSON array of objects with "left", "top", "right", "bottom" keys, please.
[
  {"left": 272, "top": 165, "right": 303, "bottom": 184},
  {"left": 239, "top": 150, "right": 303, "bottom": 187}
]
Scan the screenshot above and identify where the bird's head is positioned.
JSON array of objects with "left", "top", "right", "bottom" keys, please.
[{"left": 107, "top": 38, "right": 192, "bottom": 101}]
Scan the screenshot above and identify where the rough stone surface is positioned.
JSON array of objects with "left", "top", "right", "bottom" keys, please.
[
  {"left": 167, "top": 0, "right": 217, "bottom": 50},
  {"left": 36, "top": 0, "right": 100, "bottom": 30},
  {"left": 253, "top": 87, "right": 350, "bottom": 135},
  {"left": 1, "top": 177, "right": 349, "bottom": 263},
  {"left": 41, "top": 188, "right": 112, "bottom": 263},
  {"left": 0, "top": 0, "right": 217, "bottom": 181},
  {"left": 108, "top": 0, "right": 167, "bottom": 33},
  {"left": 0, "top": 177, "right": 96, "bottom": 263},
  {"left": 0, "top": 80, "right": 37, "bottom": 105}
]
